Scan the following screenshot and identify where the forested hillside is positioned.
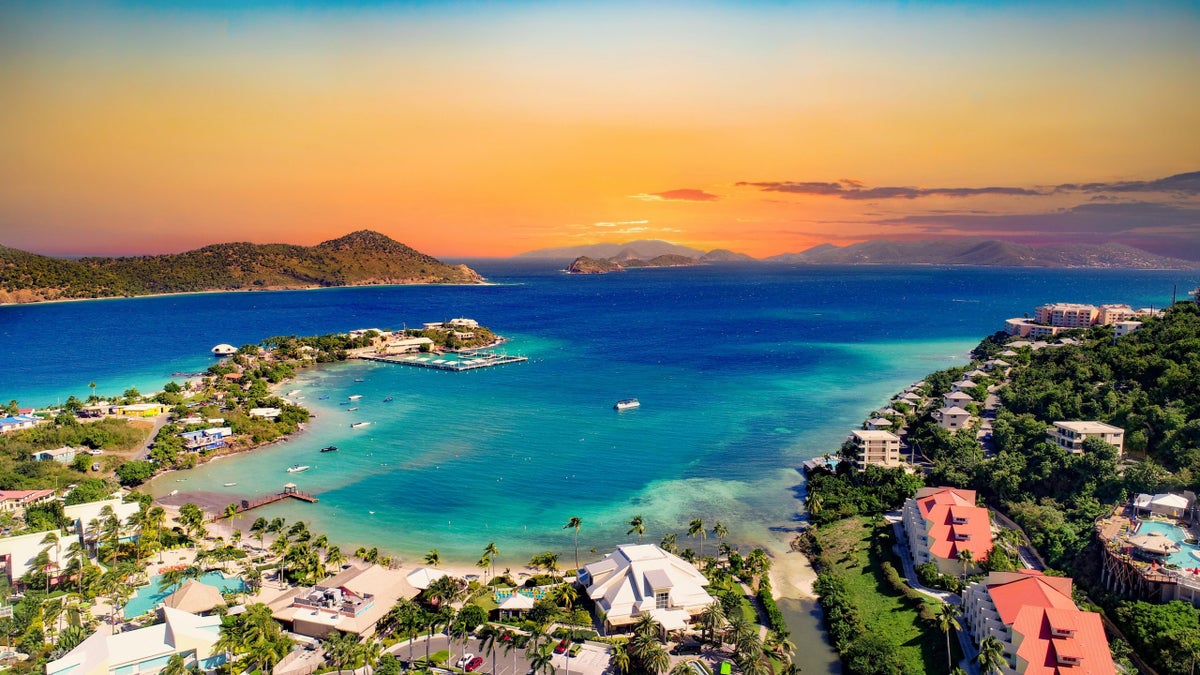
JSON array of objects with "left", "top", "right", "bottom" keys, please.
[{"left": 0, "top": 230, "right": 482, "bottom": 303}]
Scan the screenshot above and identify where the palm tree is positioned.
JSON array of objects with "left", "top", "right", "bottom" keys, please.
[
  {"left": 976, "top": 635, "right": 1006, "bottom": 675},
  {"left": 627, "top": 515, "right": 646, "bottom": 541},
  {"left": 223, "top": 503, "right": 240, "bottom": 540},
  {"left": 959, "top": 549, "right": 975, "bottom": 580},
  {"left": 478, "top": 624, "right": 501, "bottom": 675},
  {"left": 699, "top": 602, "right": 726, "bottom": 644},
  {"left": 40, "top": 531, "right": 60, "bottom": 591},
  {"left": 528, "top": 643, "right": 555, "bottom": 675},
  {"left": 425, "top": 549, "right": 442, "bottom": 567},
  {"left": 642, "top": 641, "right": 670, "bottom": 675},
  {"left": 660, "top": 533, "right": 677, "bottom": 553},
  {"left": 88, "top": 381, "right": 97, "bottom": 401},
  {"left": 688, "top": 518, "right": 706, "bottom": 558},
  {"left": 325, "top": 630, "right": 359, "bottom": 675},
  {"left": 671, "top": 663, "right": 693, "bottom": 675},
  {"left": 610, "top": 644, "right": 631, "bottom": 675},
  {"left": 250, "top": 517, "right": 268, "bottom": 551},
  {"left": 484, "top": 541, "right": 499, "bottom": 582},
  {"left": 935, "top": 603, "right": 962, "bottom": 672},
  {"left": 325, "top": 545, "right": 346, "bottom": 573},
  {"left": 712, "top": 521, "right": 729, "bottom": 555},
  {"left": 563, "top": 517, "right": 582, "bottom": 572},
  {"left": 161, "top": 653, "right": 188, "bottom": 675},
  {"left": 805, "top": 491, "right": 824, "bottom": 517},
  {"left": 65, "top": 541, "right": 88, "bottom": 594}
]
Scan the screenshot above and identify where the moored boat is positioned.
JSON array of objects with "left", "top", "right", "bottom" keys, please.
[
  {"left": 351, "top": 421, "right": 371, "bottom": 429},
  {"left": 320, "top": 446, "right": 338, "bottom": 453},
  {"left": 347, "top": 407, "right": 358, "bottom": 411},
  {"left": 348, "top": 395, "right": 363, "bottom": 400},
  {"left": 223, "top": 482, "right": 238, "bottom": 487},
  {"left": 383, "top": 396, "right": 394, "bottom": 402},
  {"left": 286, "top": 464, "right": 311, "bottom": 473},
  {"left": 614, "top": 398, "right": 640, "bottom": 410}
]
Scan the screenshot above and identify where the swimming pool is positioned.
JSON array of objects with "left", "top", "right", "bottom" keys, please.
[
  {"left": 123, "top": 571, "right": 246, "bottom": 617},
  {"left": 1136, "top": 520, "right": 1200, "bottom": 569}
]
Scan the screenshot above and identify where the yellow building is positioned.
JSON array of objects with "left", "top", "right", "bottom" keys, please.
[{"left": 116, "top": 403, "right": 167, "bottom": 417}]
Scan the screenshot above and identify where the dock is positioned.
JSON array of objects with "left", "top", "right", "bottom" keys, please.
[
  {"left": 212, "top": 483, "right": 317, "bottom": 520},
  {"left": 355, "top": 350, "right": 528, "bottom": 372}
]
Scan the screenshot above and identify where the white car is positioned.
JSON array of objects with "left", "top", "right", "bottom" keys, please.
[{"left": 456, "top": 654, "right": 475, "bottom": 668}]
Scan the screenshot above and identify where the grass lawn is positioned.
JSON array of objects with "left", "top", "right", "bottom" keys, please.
[{"left": 814, "top": 516, "right": 963, "bottom": 673}]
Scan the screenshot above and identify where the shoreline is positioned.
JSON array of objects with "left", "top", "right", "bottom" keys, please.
[{"left": 0, "top": 279, "right": 497, "bottom": 309}]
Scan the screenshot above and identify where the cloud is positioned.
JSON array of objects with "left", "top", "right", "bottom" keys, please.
[
  {"left": 735, "top": 179, "right": 1043, "bottom": 200},
  {"left": 593, "top": 220, "right": 649, "bottom": 227},
  {"left": 630, "top": 189, "right": 720, "bottom": 202},
  {"left": 873, "top": 201, "right": 1200, "bottom": 260},
  {"left": 1055, "top": 170, "right": 1200, "bottom": 195}
]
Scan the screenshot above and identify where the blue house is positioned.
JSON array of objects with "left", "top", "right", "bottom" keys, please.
[{"left": 178, "top": 427, "right": 233, "bottom": 452}]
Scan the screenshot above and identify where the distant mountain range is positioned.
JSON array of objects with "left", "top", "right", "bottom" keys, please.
[
  {"left": 517, "top": 239, "right": 755, "bottom": 262},
  {"left": 0, "top": 230, "right": 482, "bottom": 304},
  {"left": 766, "top": 239, "right": 1198, "bottom": 268}
]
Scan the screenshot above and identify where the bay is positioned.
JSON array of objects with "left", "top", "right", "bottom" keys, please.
[{"left": 2, "top": 262, "right": 1195, "bottom": 674}]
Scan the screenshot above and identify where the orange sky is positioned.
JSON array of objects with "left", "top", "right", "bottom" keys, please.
[{"left": 1, "top": 2, "right": 1198, "bottom": 258}]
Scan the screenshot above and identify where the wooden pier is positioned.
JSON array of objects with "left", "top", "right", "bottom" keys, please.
[
  {"left": 213, "top": 484, "right": 317, "bottom": 520},
  {"left": 356, "top": 351, "right": 528, "bottom": 372}
]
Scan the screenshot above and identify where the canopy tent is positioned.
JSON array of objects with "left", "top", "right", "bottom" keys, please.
[
  {"left": 406, "top": 567, "right": 447, "bottom": 590},
  {"left": 163, "top": 579, "right": 226, "bottom": 614}
]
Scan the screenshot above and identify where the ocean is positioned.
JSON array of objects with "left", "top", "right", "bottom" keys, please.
[{"left": 2, "top": 261, "right": 1194, "bottom": 673}]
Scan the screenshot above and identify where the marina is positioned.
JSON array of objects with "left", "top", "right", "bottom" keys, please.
[{"left": 356, "top": 350, "right": 528, "bottom": 372}]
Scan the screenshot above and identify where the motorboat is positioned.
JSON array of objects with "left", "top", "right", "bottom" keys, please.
[
  {"left": 614, "top": 398, "right": 641, "bottom": 411},
  {"left": 383, "top": 396, "right": 394, "bottom": 402},
  {"left": 320, "top": 446, "right": 338, "bottom": 453},
  {"left": 348, "top": 395, "right": 363, "bottom": 400},
  {"left": 351, "top": 422, "right": 371, "bottom": 429},
  {"left": 286, "top": 464, "right": 311, "bottom": 473},
  {"left": 223, "top": 482, "right": 238, "bottom": 487},
  {"left": 347, "top": 407, "right": 358, "bottom": 411}
]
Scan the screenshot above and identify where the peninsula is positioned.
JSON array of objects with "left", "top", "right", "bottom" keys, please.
[
  {"left": 0, "top": 230, "right": 483, "bottom": 305},
  {"left": 566, "top": 253, "right": 702, "bottom": 274}
]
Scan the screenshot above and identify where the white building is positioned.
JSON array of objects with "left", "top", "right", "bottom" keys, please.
[
  {"left": 848, "top": 429, "right": 902, "bottom": 469},
  {"left": 961, "top": 571, "right": 1115, "bottom": 675},
  {"left": 0, "top": 414, "right": 41, "bottom": 434},
  {"left": 1047, "top": 421, "right": 1125, "bottom": 455},
  {"left": 943, "top": 391, "right": 973, "bottom": 409},
  {"left": 951, "top": 379, "right": 978, "bottom": 393},
  {"left": 1113, "top": 320, "right": 1142, "bottom": 337},
  {"left": 46, "top": 606, "right": 226, "bottom": 675},
  {"left": 936, "top": 406, "right": 972, "bottom": 432},
  {"left": 579, "top": 544, "right": 714, "bottom": 634},
  {"left": 1132, "top": 493, "right": 1191, "bottom": 519},
  {"left": 0, "top": 489, "right": 55, "bottom": 513},
  {"left": 249, "top": 407, "right": 281, "bottom": 420}
]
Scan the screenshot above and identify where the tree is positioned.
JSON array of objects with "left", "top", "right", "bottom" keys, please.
[
  {"left": 935, "top": 603, "right": 962, "bottom": 673},
  {"left": 250, "top": 517, "right": 268, "bottom": 551},
  {"left": 627, "top": 515, "right": 646, "bottom": 541},
  {"left": 563, "top": 517, "right": 582, "bottom": 572},
  {"left": 484, "top": 541, "right": 499, "bottom": 582},
  {"left": 425, "top": 549, "right": 442, "bottom": 567},
  {"left": 325, "top": 630, "right": 360, "bottom": 675},
  {"left": 958, "top": 549, "right": 975, "bottom": 581},
  {"left": 712, "top": 521, "right": 729, "bottom": 554},
  {"left": 688, "top": 518, "right": 707, "bottom": 558},
  {"left": 223, "top": 503, "right": 241, "bottom": 541},
  {"left": 660, "top": 533, "right": 677, "bottom": 553},
  {"left": 39, "top": 531, "right": 60, "bottom": 592},
  {"left": 528, "top": 643, "right": 555, "bottom": 675},
  {"left": 976, "top": 635, "right": 1006, "bottom": 675}
]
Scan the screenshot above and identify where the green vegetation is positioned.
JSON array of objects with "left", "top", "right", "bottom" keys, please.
[
  {"left": 0, "top": 230, "right": 481, "bottom": 304},
  {"left": 809, "top": 517, "right": 956, "bottom": 674}
]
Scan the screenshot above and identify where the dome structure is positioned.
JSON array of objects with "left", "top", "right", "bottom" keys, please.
[{"left": 211, "top": 343, "right": 237, "bottom": 356}]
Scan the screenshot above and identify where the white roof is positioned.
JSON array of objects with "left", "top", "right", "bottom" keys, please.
[
  {"left": 1053, "top": 421, "right": 1123, "bottom": 434},
  {"left": 581, "top": 544, "right": 713, "bottom": 623},
  {"left": 944, "top": 391, "right": 973, "bottom": 401},
  {"left": 955, "top": 379, "right": 977, "bottom": 388},
  {"left": 940, "top": 406, "right": 971, "bottom": 416},
  {"left": 866, "top": 418, "right": 893, "bottom": 427},
  {"left": 498, "top": 593, "right": 535, "bottom": 611},
  {"left": 852, "top": 429, "right": 900, "bottom": 441},
  {"left": 405, "top": 567, "right": 447, "bottom": 590},
  {"left": 1138, "top": 493, "right": 1190, "bottom": 509},
  {"left": 47, "top": 607, "right": 219, "bottom": 675}
]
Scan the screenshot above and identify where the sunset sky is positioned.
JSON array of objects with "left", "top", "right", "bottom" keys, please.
[{"left": 1, "top": 1, "right": 1198, "bottom": 259}]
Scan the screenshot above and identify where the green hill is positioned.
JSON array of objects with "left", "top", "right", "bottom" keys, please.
[{"left": 0, "top": 230, "right": 482, "bottom": 304}]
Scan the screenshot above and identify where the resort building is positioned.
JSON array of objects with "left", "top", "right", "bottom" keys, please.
[
  {"left": 1004, "top": 319, "right": 1063, "bottom": 339},
  {"left": 943, "top": 391, "right": 973, "bottom": 409},
  {"left": 935, "top": 407, "right": 972, "bottom": 432},
  {"left": 961, "top": 570, "right": 1115, "bottom": 675},
  {"left": 178, "top": 427, "right": 234, "bottom": 452},
  {"left": 1132, "top": 493, "right": 1193, "bottom": 520},
  {"left": 578, "top": 543, "right": 714, "bottom": 634},
  {"left": 249, "top": 407, "right": 281, "bottom": 420},
  {"left": 30, "top": 446, "right": 80, "bottom": 463},
  {"left": 865, "top": 417, "right": 893, "bottom": 431},
  {"left": 951, "top": 379, "right": 977, "bottom": 393},
  {"left": 46, "top": 606, "right": 226, "bottom": 675},
  {"left": 1113, "top": 321, "right": 1142, "bottom": 337},
  {"left": 270, "top": 564, "right": 415, "bottom": 639},
  {"left": 1047, "top": 421, "right": 1125, "bottom": 455},
  {"left": 0, "top": 414, "right": 42, "bottom": 434},
  {"left": 1005, "top": 302, "right": 1160, "bottom": 337},
  {"left": 848, "top": 429, "right": 902, "bottom": 470},
  {"left": 902, "top": 487, "right": 993, "bottom": 576},
  {"left": 448, "top": 318, "right": 479, "bottom": 327},
  {"left": 0, "top": 489, "right": 55, "bottom": 513},
  {"left": 377, "top": 337, "right": 434, "bottom": 355},
  {"left": 115, "top": 403, "right": 167, "bottom": 417},
  {"left": 1034, "top": 303, "right": 1098, "bottom": 328}
]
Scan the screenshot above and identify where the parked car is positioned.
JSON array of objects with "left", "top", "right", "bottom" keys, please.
[
  {"left": 456, "top": 654, "right": 475, "bottom": 668},
  {"left": 671, "top": 641, "right": 703, "bottom": 655},
  {"left": 554, "top": 639, "right": 570, "bottom": 654},
  {"left": 465, "top": 657, "right": 484, "bottom": 672}
]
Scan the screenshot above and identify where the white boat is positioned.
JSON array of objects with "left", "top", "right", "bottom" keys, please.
[
  {"left": 351, "top": 422, "right": 371, "bottom": 429},
  {"left": 614, "top": 398, "right": 640, "bottom": 411},
  {"left": 168, "top": 489, "right": 179, "bottom": 496},
  {"left": 347, "top": 407, "right": 359, "bottom": 411},
  {"left": 286, "top": 390, "right": 301, "bottom": 397},
  {"left": 223, "top": 482, "right": 238, "bottom": 487},
  {"left": 348, "top": 395, "right": 363, "bottom": 401},
  {"left": 286, "top": 464, "right": 311, "bottom": 473}
]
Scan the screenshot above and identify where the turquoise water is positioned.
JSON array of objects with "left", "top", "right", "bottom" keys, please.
[
  {"left": 124, "top": 571, "right": 246, "bottom": 618},
  {"left": 1136, "top": 520, "right": 1200, "bottom": 569}
]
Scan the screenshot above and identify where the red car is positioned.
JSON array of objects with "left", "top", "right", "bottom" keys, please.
[
  {"left": 465, "top": 657, "right": 484, "bottom": 672},
  {"left": 554, "top": 639, "right": 570, "bottom": 654}
]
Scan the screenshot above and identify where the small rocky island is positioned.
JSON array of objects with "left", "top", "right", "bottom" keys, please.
[{"left": 566, "top": 254, "right": 702, "bottom": 274}]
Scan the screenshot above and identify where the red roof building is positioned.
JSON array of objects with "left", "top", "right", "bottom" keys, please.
[
  {"left": 963, "top": 571, "right": 1116, "bottom": 674},
  {"left": 902, "top": 486, "right": 993, "bottom": 576},
  {"left": 0, "top": 489, "right": 56, "bottom": 513}
]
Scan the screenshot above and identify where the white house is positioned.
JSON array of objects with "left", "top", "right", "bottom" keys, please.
[
  {"left": 936, "top": 407, "right": 972, "bottom": 432},
  {"left": 0, "top": 414, "right": 41, "bottom": 434},
  {"left": 848, "top": 429, "right": 902, "bottom": 469},
  {"left": 1133, "top": 493, "right": 1190, "bottom": 519},
  {"left": 46, "top": 606, "right": 226, "bottom": 675},
  {"left": 1047, "top": 421, "right": 1125, "bottom": 455},
  {"left": 579, "top": 544, "right": 714, "bottom": 634},
  {"left": 248, "top": 407, "right": 281, "bottom": 420},
  {"left": 31, "top": 446, "right": 80, "bottom": 463},
  {"left": 952, "top": 379, "right": 978, "bottom": 393}
]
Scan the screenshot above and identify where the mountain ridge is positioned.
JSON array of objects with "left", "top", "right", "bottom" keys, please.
[
  {"left": 0, "top": 230, "right": 483, "bottom": 304},
  {"left": 765, "top": 238, "right": 1198, "bottom": 268}
]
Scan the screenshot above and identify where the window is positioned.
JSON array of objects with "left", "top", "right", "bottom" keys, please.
[{"left": 655, "top": 592, "right": 669, "bottom": 609}]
